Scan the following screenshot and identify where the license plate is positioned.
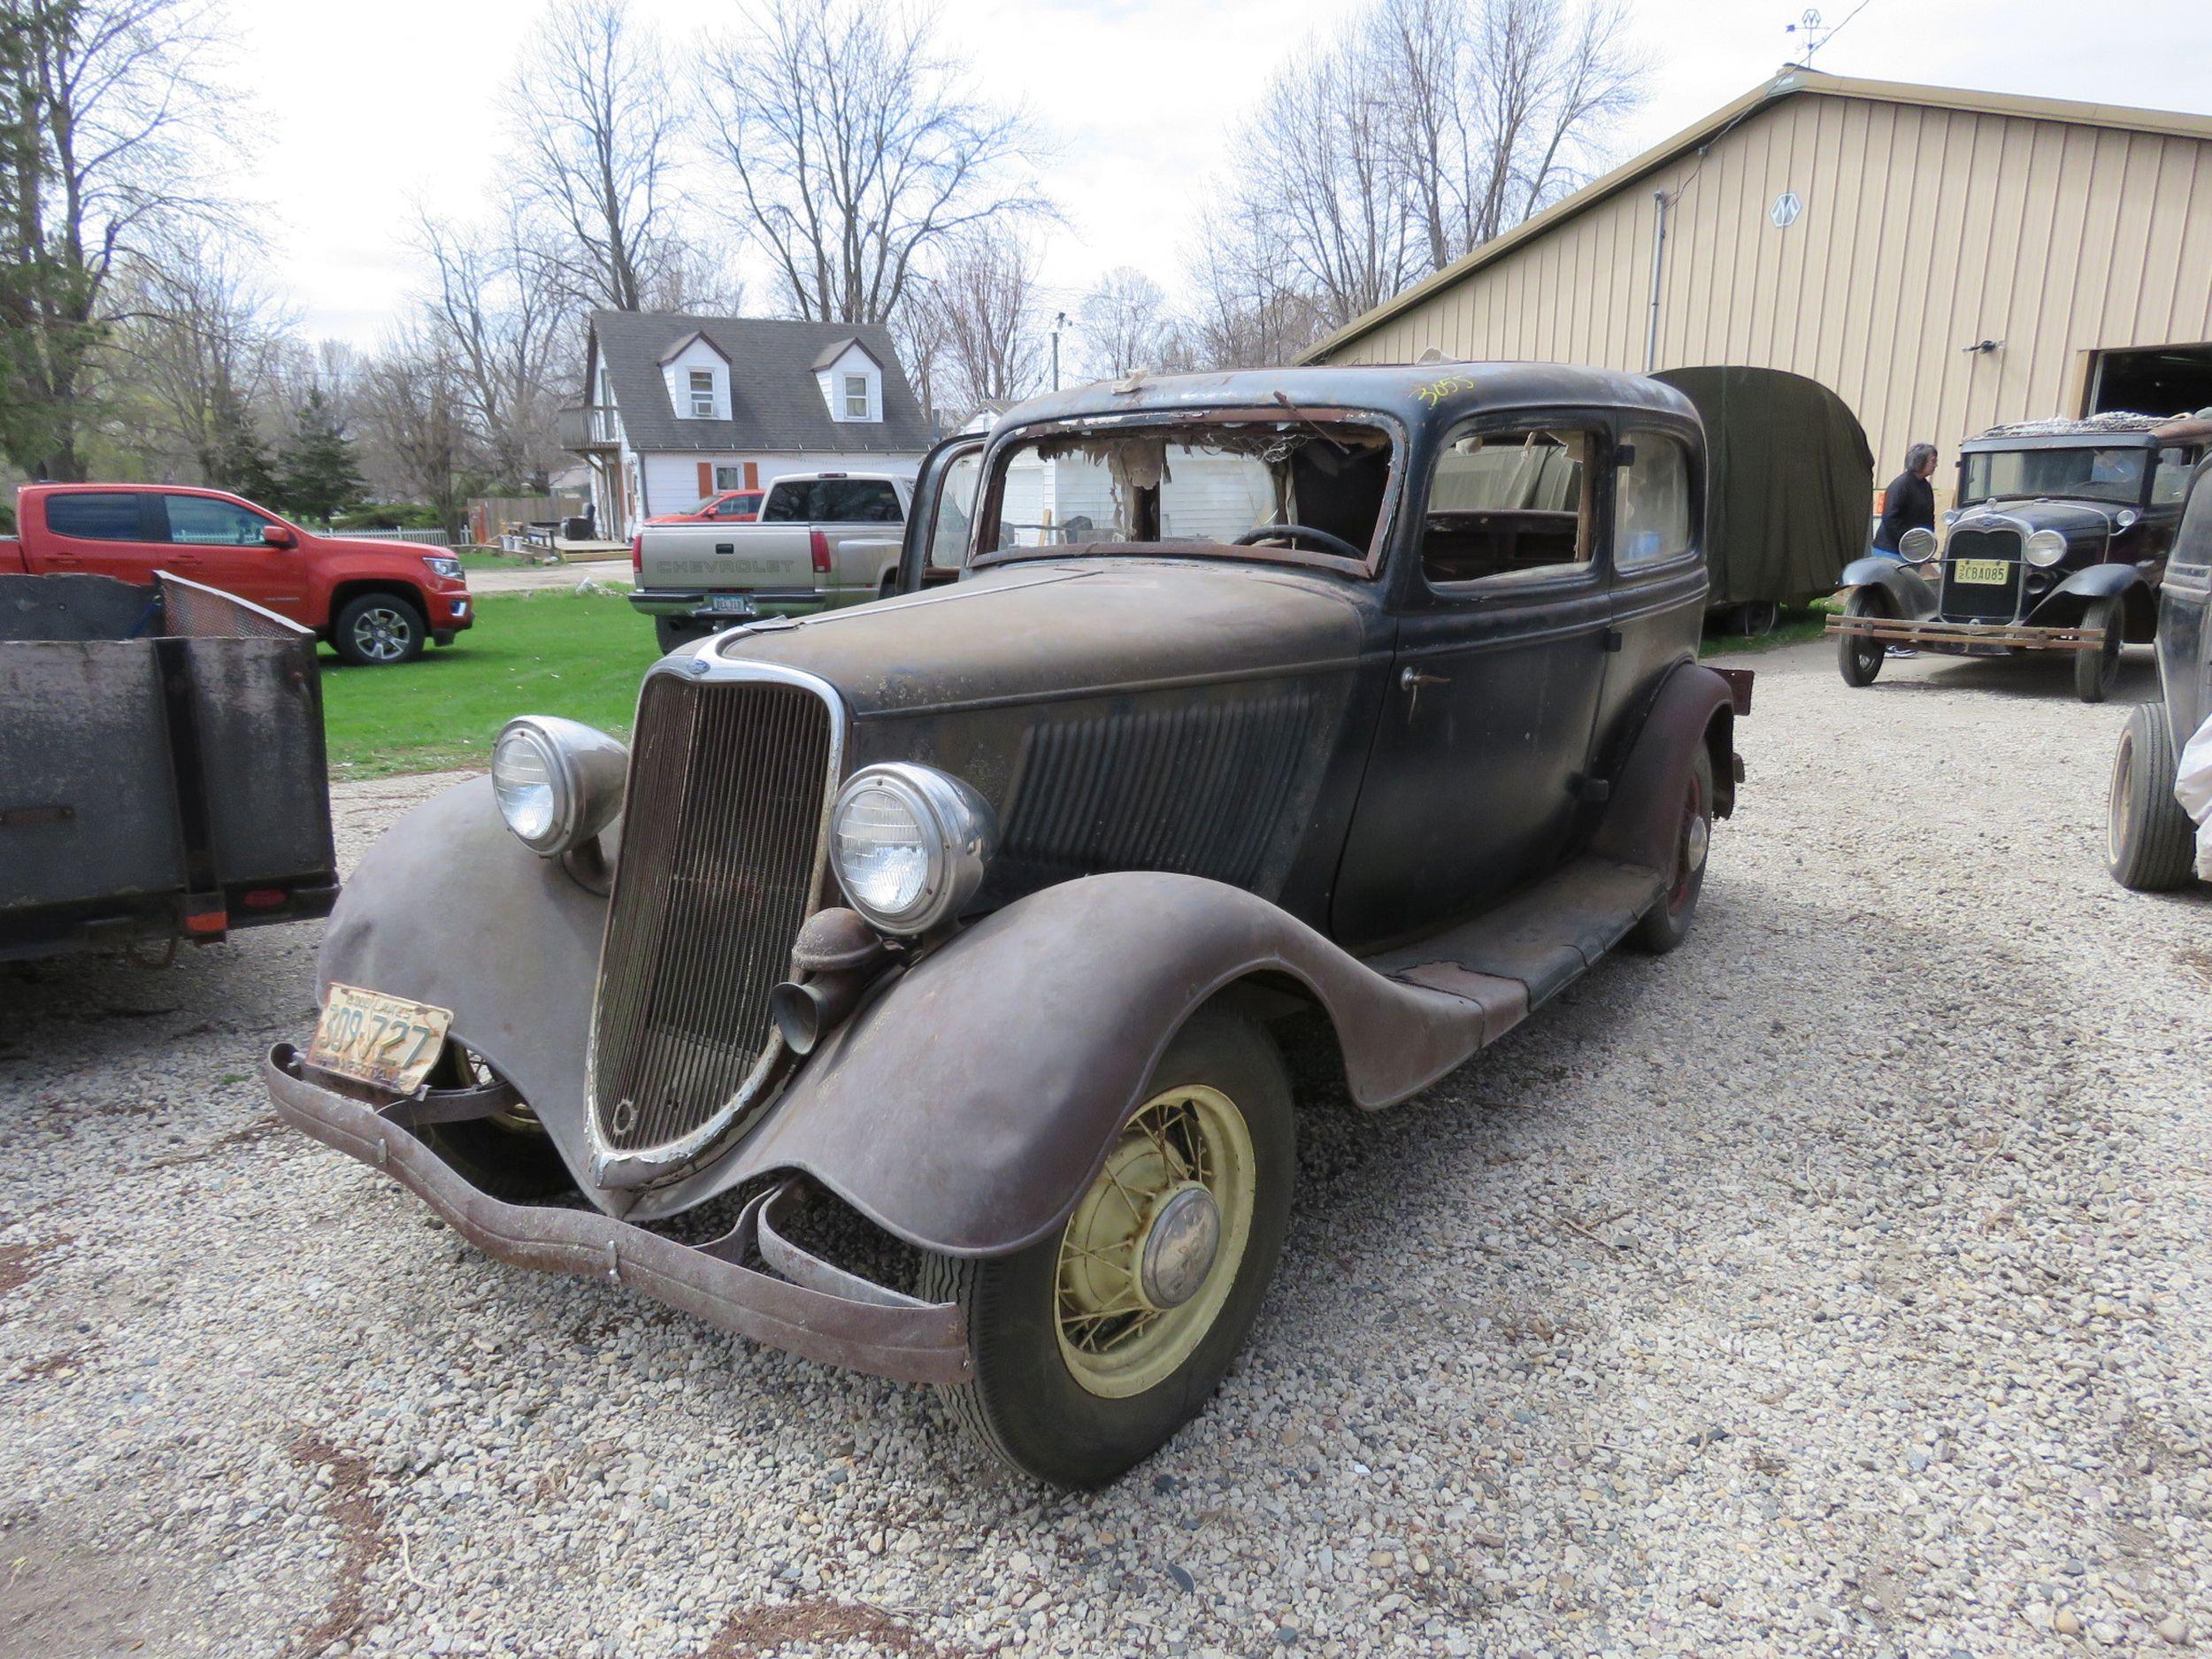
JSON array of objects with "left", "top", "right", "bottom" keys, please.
[
  {"left": 307, "top": 982, "right": 452, "bottom": 1094},
  {"left": 1954, "top": 557, "right": 2009, "bottom": 585},
  {"left": 705, "top": 595, "right": 756, "bottom": 616}
]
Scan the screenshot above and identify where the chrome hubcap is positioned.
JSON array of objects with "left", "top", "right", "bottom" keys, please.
[
  {"left": 1137, "top": 1184, "right": 1221, "bottom": 1310},
  {"left": 353, "top": 607, "right": 411, "bottom": 661}
]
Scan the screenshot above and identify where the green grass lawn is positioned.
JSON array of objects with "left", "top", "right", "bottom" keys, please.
[
  {"left": 319, "top": 589, "right": 659, "bottom": 779},
  {"left": 1701, "top": 597, "right": 1839, "bottom": 657},
  {"left": 457, "top": 549, "right": 544, "bottom": 572}
]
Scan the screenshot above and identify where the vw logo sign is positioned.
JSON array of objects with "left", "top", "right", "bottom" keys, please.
[{"left": 1770, "top": 191, "right": 1804, "bottom": 229}]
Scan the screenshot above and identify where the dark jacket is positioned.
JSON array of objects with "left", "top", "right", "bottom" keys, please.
[{"left": 1877, "top": 471, "right": 1934, "bottom": 551}]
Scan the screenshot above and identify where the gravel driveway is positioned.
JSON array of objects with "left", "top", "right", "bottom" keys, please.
[{"left": 4, "top": 641, "right": 2207, "bottom": 1658}]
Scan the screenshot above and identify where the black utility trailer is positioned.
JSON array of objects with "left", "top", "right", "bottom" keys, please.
[{"left": 1, "top": 570, "right": 337, "bottom": 962}]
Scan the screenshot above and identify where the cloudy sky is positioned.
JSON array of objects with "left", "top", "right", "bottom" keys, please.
[{"left": 222, "top": 0, "right": 2212, "bottom": 347}]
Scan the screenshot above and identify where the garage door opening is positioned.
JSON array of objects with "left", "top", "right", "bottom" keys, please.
[{"left": 2089, "top": 342, "right": 2212, "bottom": 419}]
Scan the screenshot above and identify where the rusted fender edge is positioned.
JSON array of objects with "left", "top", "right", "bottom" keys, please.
[
  {"left": 634, "top": 871, "right": 1516, "bottom": 1257},
  {"left": 1593, "top": 659, "right": 1742, "bottom": 872},
  {"left": 262, "top": 1045, "right": 971, "bottom": 1385},
  {"left": 315, "top": 776, "right": 604, "bottom": 1179}
]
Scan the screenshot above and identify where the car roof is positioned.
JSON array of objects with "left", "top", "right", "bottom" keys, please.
[{"left": 980, "top": 362, "right": 1699, "bottom": 437}]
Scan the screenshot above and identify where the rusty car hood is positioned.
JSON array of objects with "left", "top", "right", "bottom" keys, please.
[{"left": 706, "top": 558, "right": 1372, "bottom": 717}]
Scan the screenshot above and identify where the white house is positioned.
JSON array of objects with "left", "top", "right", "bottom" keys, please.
[{"left": 564, "top": 311, "right": 935, "bottom": 538}]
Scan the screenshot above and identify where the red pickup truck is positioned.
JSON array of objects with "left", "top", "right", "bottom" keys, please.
[{"left": 2, "top": 483, "right": 473, "bottom": 664}]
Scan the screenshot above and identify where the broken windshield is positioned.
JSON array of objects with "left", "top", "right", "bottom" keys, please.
[
  {"left": 972, "top": 419, "right": 1395, "bottom": 572},
  {"left": 1962, "top": 446, "right": 2147, "bottom": 507}
]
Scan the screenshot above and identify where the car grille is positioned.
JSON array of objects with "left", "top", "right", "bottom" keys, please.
[
  {"left": 589, "top": 671, "right": 838, "bottom": 1159},
  {"left": 1939, "top": 527, "right": 2024, "bottom": 623}
]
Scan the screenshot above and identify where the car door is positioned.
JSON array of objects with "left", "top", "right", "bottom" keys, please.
[
  {"left": 1594, "top": 422, "right": 1708, "bottom": 765},
  {"left": 895, "top": 434, "right": 987, "bottom": 594},
  {"left": 1333, "top": 419, "right": 1617, "bottom": 947},
  {"left": 2161, "top": 466, "right": 2212, "bottom": 743},
  {"left": 155, "top": 492, "right": 303, "bottom": 615},
  {"left": 33, "top": 490, "right": 165, "bottom": 581}
]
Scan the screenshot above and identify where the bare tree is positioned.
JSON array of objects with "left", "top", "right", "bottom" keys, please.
[
  {"left": 418, "top": 209, "right": 573, "bottom": 490},
  {"left": 112, "top": 234, "right": 292, "bottom": 484},
  {"left": 1178, "top": 204, "right": 1331, "bottom": 371},
  {"left": 1196, "top": 0, "right": 1647, "bottom": 350},
  {"left": 507, "top": 0, "right": 686, "bottom": 313},
  {"left": 916, "top": 234, "right": 1045, "bottom": 417},
  {"left": 0, "top": 0, "right": 235, "bottom": 479},
  {"left": 356, "top": 330, "right": 474, "bottom": 534},
  {"left": 1074, "top": 267, "right": 1178, "bottom": 381},
  {"left": 701, "top": 0, "right": 1046, "bottom": 326},
  {"left": 889, "top": 294, "right": 953, "bottom": 432}
]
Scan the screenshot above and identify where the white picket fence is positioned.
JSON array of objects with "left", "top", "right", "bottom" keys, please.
[{"left": 327, "top": 526, "right": 456, "bottom": 546}]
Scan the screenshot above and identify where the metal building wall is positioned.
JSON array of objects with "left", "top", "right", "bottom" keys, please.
[{"left": 1318, "top": 89, "right": 2212, "bottom": 504}]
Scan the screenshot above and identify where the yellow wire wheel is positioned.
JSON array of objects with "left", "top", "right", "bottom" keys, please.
[{"left": 1053, "top": 1084, "right": 1257, "bottom": 1399}]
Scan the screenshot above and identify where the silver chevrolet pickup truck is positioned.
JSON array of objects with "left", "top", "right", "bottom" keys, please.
[{"left": 629, "top": 471, "right": 911, "bottom": 651}]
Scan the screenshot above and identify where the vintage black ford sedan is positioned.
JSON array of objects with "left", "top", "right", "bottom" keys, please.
[
  {"left": 1829, "top": 416, "right": 2206, "bottom": 702},
  {"left": 264, "top": 364, "right": 1748, "bottom": 1486}
]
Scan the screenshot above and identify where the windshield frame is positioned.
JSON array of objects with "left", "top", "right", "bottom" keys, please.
[
  {"left": 965, "top": 405, "right": 1407, "bottom": 581},
  {"left": 1959, "top": 441, "right": 2152, "bottom": 509}
]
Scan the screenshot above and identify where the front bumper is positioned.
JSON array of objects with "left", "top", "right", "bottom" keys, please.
[
  {"left": 426, "top": 587, "right": 474, "bottom": 632},
  {"left": 1824, "top": 614, "right": 2103, "bottom": 654},
  {"left": 261, "top": 1044, "right": 971, "bottom": 1385}
]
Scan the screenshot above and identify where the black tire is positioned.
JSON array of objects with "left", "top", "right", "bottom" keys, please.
[
  {"left": 2107, "top": 701, "right": 2197, "bottom": 891},
  {"left": 1731, "top": 600, "right": 1780, "bottom": 638},
  {"left": 1632, "top": 742, "right": 1715, "bottom": 954},
  {"left": 921, "top": 1006, "right": 1295, "bottom": 1487},
  {"left": 412, "top": 1048, "right": 573, "bottom": 1202},
  {"left": 1837, "top": 590, "right": 1886, "bottom": 687},
  {"left": 333, "top": 592, "right": 427, "bottom": 666},
  {"left": 2076, "top": 595, "right": 2124, "bottom": 703}
]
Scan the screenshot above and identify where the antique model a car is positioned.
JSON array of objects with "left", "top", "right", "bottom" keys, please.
[
  {"left": 1829, "top": 416, "right": 2207, "bottom": 702},
  {"left": 264, "top": 364, "right": 1749, "bottom": 1486},
  {"left": 2108, "top": 437, "right": 2211, "bottom": 890}
]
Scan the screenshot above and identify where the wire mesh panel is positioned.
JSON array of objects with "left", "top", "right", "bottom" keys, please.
[{"left": 157, "top": 572, "right": 312, "bottom": 641}]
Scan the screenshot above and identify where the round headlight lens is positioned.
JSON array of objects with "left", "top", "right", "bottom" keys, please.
[
  {"left": 493, "top": 725, "right": 565, "bottom": 849},
  {"left": 833, "top": 780, "right": 933, "bottom": 918},
  {"left": 2024, "top": 528, "right": 2068, "bottom": 567},
  {"left": 490, "top": 715, "right": 629, "bottom": 856},
  {"left": 829, "top": 763, "right": 997, "bottom": 935}
]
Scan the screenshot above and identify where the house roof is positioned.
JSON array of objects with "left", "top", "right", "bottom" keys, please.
[
  {"left": 809, "top": 335, "right": 882, "bottom": 373},
  {"left": 656, "top": 328, "right": 730, "bottom": 366},
  {"left": 588, "top": 311, "right": 933, "bottom": 455},
  {"left": 1302, "top": 66, "right": 2212, "bottom": 365}
]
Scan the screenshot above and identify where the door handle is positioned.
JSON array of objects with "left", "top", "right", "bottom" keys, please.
[{"left": 1400, "top": 664, "right": 1448, "bottom": 718}]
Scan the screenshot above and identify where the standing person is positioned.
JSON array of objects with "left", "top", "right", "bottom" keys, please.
[
  {"left": 1875, "top": 442, "right": 1939, "bottom": 657},
  {"left": 1876, "top": 442, "right": 1939, "bottom": 556}
]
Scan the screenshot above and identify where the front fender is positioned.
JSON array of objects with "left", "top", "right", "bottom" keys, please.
[
  {"left": 2028, "top": 564, "right": 2157, "bottom": 638},
  {"left": 1837, "top": 556, "right": 1936, "bottom": 618},
  {"left": 317, "top": 777, "right": 606, "bottom": 1179},
  {"left": 637, "top": 872, "right": 1519, "bottom": 1255}
]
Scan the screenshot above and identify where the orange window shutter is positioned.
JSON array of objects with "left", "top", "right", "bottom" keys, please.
[
  {"left": 697, "top": 461, "right": 713, "bottom": 495},
  {"left": 743, "top": 462, "right": 758, "bottom": 490}
]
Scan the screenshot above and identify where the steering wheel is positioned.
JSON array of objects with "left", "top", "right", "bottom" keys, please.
[{"left": 1232, "top": 523, "right": 1367, "bottom": 562}]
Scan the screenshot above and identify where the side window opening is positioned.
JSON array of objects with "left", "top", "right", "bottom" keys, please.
[
  {"left": 1422, "top": 426, "right": 1594, "bottom": 588},
  {"left": 687, "top": 370, "right": 715, "bottom": 419},
  {"left": 1616, "top": 431, "right": 1694, "bottom": 569}
]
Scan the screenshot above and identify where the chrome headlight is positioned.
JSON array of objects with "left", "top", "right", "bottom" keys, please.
[
  {"left": 1898, "top": 526, "right": 1939, "bottom": 561},
  {"left": 491, "top": 715, "right": 628, "bottom": 856},
  {"left": 2024, "top": 529, "right": 2068, "bottom": 567},
  {"left": 422, "top": 554, "right": 465, "bottom": 580},
  {"left": 830, "top": 763, "right": 996, "bottom": 935}
]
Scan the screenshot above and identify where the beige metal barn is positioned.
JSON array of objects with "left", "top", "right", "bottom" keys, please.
[{"left": 1303, "top": 66, "right": 2212, "bottom": 510}]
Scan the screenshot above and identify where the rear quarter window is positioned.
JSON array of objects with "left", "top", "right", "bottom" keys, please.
[
  {"left": 1616, "top": 433, "right": 1694, "bottom": 568},
  {"left": 44, "top": 492, "right": 144, "bottom": 541}
]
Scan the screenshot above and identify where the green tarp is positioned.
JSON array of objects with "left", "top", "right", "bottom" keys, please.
[{"left": 1656, "top": 366, "right": 1874, "bottom": 607}]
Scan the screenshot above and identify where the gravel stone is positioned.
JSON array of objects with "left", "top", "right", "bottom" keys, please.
[{"left": 3, "top": 646, "right": 2209, "bottom": 1657}]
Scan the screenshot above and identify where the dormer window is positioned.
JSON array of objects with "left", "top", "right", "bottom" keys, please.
[
  {"left": 843, "top": 373, "right": 870, "bottom": 419},
  {"left": 688, "top": 370, "right": 716, "bottom": 419}
]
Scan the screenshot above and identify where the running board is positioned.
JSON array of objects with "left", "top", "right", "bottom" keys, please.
[{"left": 1367, "top": 857, "right": 1665, "bottom": 1010}]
